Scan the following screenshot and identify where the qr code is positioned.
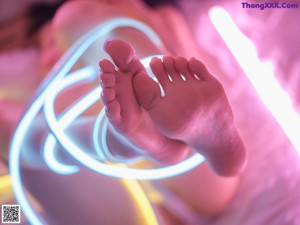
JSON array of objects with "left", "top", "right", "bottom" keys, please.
[{"left": 2, "top": 204, "right": 21, "bottom": 224}]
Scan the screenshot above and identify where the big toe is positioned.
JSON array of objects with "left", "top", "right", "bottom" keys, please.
[
  {"left": 104, "top": 39, "right": 145, "bottom": 74},
  {"left": 133, "top": 72, "right": 161, "bottom": 110}
]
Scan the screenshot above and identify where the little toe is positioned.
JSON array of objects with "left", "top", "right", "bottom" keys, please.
[
  {"left": 104, "top": 39, "right": 145, "bottom": 74},
  {"left": 100, "top": 73, "right": 116, "bottom": 88},
  {"left": 101, "top": 88, "right": 116, "bottom": 104},
  {"left": 189, "top": 57, "right": 213, "bottom": 81},
  {"left": 162, "top": 56, "right": 182, "bottom": 82},
  {"left": 174, "top": 56, "right": 194, "bottom": 81},
  {"left": 99, "top": 59, "right": 115, "bottom": 73},
  {"left": 150, "top": 57, "right": 169, "bottom": 88},
  {"left": 105, "top": 100, "right": 121, "bottom": 125}
]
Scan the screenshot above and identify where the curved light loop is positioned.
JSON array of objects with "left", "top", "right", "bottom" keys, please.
[
  {"left": 43, "top": 62, "right": 204, "bottom": 180},
  {"left": 9, "top": 18, "right": 204, "bottom": 225},
  {"left": 43, "top": 66, "right": 96, "bottom": 175},
  {"left": 43, "top": 54, "right": 204, "bottom": 179}
]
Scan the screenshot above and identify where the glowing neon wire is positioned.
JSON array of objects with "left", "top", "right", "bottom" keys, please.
[
  {"left": 209, "top": 7, "right": 300, "bottom": 152},
  {"left": 93, "top": 55, "right": 163, "bottom": 163},
  {"left": 44, "top": 135, "right": 80, "bottom": 174},
  {"left": 44, "top": 78, "right": 204, "bottom": 179},
  {"left": 121, "top": 179, "right": 160, "bottom": 225},
  {"left": 42, "top": 53, "right": 204, "bottom": 179},
  {"left": 42, "top": 53, "right": 203, "bottom": 177},
  {"left": 93, "top": 109, "right": 110, "bottom": 161},
  {"left": 9, "top": 18, "right": 165, "bottom": 225},
  {"left": 43, "top": 66, "right": 96, "bottom": 175},
  {"left": 9, "top": 18, "right": 203, "bottom": 225},
  {"left": 10, "top": 90, "right": 45, "bottom": 225},
  {"left": 93, "top": 109, "right": 145, "bottom": 164}
]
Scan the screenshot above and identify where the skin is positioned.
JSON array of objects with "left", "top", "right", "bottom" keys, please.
[
  {"left": 100, "top": 39, "right": 246, "bottom": 176},
  {"left": 17, "top": 0, "right": 246, "bottom": 222},
  {"left": 99, "top": 40, "right": 189, "bottom": 164},
  {"left": 99, "top": 39, "right": 244, "bottom": 218}
]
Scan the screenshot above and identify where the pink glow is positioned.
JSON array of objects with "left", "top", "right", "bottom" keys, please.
[{"left": 209, "top": 7, "right": 300, "bottom": 154}]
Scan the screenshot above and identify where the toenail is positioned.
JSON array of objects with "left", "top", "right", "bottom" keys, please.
[{"left": 104, "top": 39, "right": 112, "bottom": 49}]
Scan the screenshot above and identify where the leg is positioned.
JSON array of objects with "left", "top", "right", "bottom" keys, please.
[
  {"left": 133, "top": 56, "right": 247, "bottom": 176},
  {"left": 99, "top": 40, "right": 189, "bottom": 164}
]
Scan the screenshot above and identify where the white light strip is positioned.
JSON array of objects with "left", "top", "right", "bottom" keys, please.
[
  {"left": 93, "top": 109, "right": 109, "bottom": 161},
  {"left": 9, "top": 96, "right": 44, "bottom": 225},
  {"left": 44, "top": 135, "right": 80, "bottom": 174},
  {"left": 209, "top": 7, "right": 300, "bottom": 152},
  {"left": 43, "top": 67, "right": 98, "bottom": 131},
  {"left": 44, "top": 63, "right": 204, "bottom": 179},
  {"left": 93, "top": 108, "right": 145, "bottom": 164},
  {"left": 42, "top": 52, "right": 204, "bottom": 179},
  {"left": 9, "top": 18, "right": 166, "bottom": 225},
  {"left": 43, "top": 66, "right": 96, "bottom": 174},
  {"left": 93, "top": 55, "right": 163, "bottom": 163}
]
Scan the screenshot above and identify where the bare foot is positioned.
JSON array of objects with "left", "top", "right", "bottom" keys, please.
[
  {"left": 99, "top": 40, "right": 189, "bottom": 164},
  {"left": 133, "top": 56, "right": 247, "bottom": 176}
]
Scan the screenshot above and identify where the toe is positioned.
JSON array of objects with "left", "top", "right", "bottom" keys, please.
[
  {"left": 105, "top": 100, "right": 121, "bottom": 125},
  {"left": 104, "top": 39, "right": 145, "bottom": 74},
  {"left": 189, "top": 57, "right": 213, "bottom": 81},
  {"left": 174, "top": 56, "right": 193, "bottom": 81},
  {"left": 133, "top": 72, "right": 161, "bottom": 110},
  {"left": 101, "top": 88, "right": 116, "bottom": 104},
  {"left": 150, "top": 57, "right": 169, "bottom": 89},
  {"left": 99, "top": 59, "right": 115, "bottom": 73},
  {"left": 99, "top": 73, "right": 116, "bottom": 88},
  {"left": 162, "top": 56, "right": 182, "bottom": 82}
]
